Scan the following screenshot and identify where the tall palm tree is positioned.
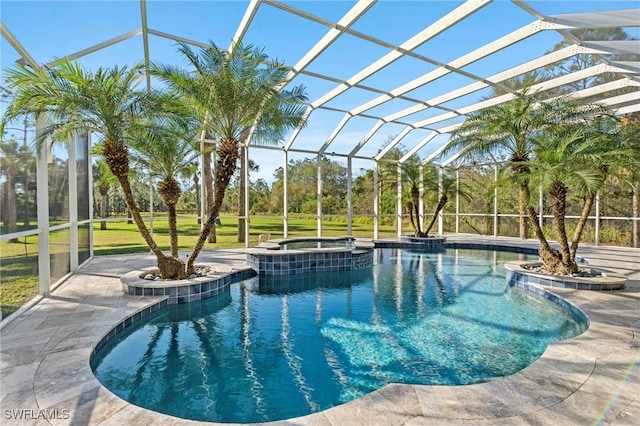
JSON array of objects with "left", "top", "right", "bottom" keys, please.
[
  {"left": 1, "top": 60, "right": 191, "bottom": 278},
  {"left": 130, "top": 120, "right": 199, "bottom": 258},
  {"left": 447, "top": 87, "right": 557, "bottom": 239},
  {"left": 152, "top": 41, "right": 308, "bottom": 274}
]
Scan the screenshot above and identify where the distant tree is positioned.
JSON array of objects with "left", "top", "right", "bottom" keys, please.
[
  {"left": 268, "top": 157, "right": 347, "bottom": 215},
  {"left": 93, "top": 159, "right": 116, "bottom": 230},
  {"left": 546, "top": 27, "right": 638, "bottom": 93},
  {"left": 0, "top": 138, "right": 22, "bottom": 240}
]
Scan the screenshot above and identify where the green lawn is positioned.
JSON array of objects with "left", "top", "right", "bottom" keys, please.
[{"left": 1, "top": 214, "right": 398, "bottom": 319}]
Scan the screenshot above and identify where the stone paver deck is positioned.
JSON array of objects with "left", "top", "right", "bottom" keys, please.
[{"left": 1, "top": 236, "right": 639, "bottom": 425}]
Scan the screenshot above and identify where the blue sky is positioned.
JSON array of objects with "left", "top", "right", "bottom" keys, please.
[{"left": 2, "top": 1, "right": 639, "bottom": 184}]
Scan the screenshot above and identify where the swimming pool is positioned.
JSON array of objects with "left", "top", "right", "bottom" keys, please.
[{"left": 91, "top": 248, "right": 587, "bottom": 423}]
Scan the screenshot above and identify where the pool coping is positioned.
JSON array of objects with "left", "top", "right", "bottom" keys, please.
[{"left": 1, "top": 236, "right": 639, "bottom": 425}]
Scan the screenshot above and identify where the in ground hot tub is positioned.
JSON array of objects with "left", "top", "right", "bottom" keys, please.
[{"left": 247, "top": 236, "right": 371, "bottom": 275}]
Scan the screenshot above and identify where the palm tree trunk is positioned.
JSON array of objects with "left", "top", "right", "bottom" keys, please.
[
  {"left": 187, "top": 138, "right": 239, "bottom": 274},
  {"left": 425, "top": 195, "right": 448, "bottom": 235},
  {"left": 523, "top": 184, "right": 566, "bottom": 274},
  {"left": 203, "top": 150, "right": 217, "bottom": 243},
  {"left": 548, "top": 182, "right": 576, "bottom": 274},
  {"left": 569, "top": 193, "right": 595, "bottom": 262},
  {"left": 116, "top": 175, "right": 185, "bottom": 279},
  {"left": 406, "top": 202, "right": 418, "bottom": 236},
  {"left": 549, "top": 182, "right": 571, "bottom": 258},
  {"left": 167, "top": 203, "right": 179, "bottom": 258},
  {"left": 411, "top": 186, "right": 422, "bottom": 235},
  {"left": 414, "top": 202, "right": 422, "bottom": 235},
  {"left": 116, "top": 176, "right": 162, "bottom": 258},
  {"left": 518, "top": 183, "right": 529, "bottom": 239},
  {"left": 238, "top": 152, "right": 246, "bottom": 243}
]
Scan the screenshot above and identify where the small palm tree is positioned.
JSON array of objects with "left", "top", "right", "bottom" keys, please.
[
  {"left": 152, "top": 41, "right": 308, "bottom": 274},
  {"left": 402, "top": 157, "right": 428, "bottom": 237},
  {"left": 525, "top": 112, "right": 625, "bottom": 274},
  {"left": 130, "top": 120, "right": 199, "bottom": 258},
  {"left": 1, "top": 60, "right": 192, "bottom": 278},
  {"left": 423, "top": 166, "right": 461, "bottom": 235},
  {"left": 447, "top": 87, "right": 555, "bottom": 239}
]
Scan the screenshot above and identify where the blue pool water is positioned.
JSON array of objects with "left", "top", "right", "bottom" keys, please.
[{"left": 91, "top": 249, "right": 587, "bottom": 423}]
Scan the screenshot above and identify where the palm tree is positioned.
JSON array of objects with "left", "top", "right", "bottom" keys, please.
[
  {"left": 447, "top": 87, "right": 557, "bottom": 239},
  {"left": 152, "top": 41, "right": 308, "bottom": 274},
  {"left": 1, "top": 60, "right": 191, "bottom": 278},
  {"left": 620, "top": 112, "right": 640, "bottom": 247},
  {"left": 130, "top": 120, "right": 199, "bottom": 258},
  {"left": 525, "top": 112, "right": 624, "bottom": 274},
  {"left": 423, "top": 166, "right": 461, "bottom": 235}
]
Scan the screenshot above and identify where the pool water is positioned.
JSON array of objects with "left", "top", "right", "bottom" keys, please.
[
  {"left": 91, "top": 249, "right": 587, "bottom": 423},
  {"left": 280, "top": 239, "right": 355, "bottom": 250}
]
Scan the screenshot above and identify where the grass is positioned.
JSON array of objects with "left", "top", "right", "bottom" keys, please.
[{"left": 0, "top": 214, "right": 398, "bottom": 318}]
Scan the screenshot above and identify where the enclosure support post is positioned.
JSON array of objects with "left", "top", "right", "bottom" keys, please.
[
  {"left": 373, "top": 161, "right": 379, "bottom": 240},
  {"left": 595, "top": 191, "right": 600, "bottom": 246},
  {"left": 317, "top": 154, "right": 322, "bottom": 237},
  {"left": 438, "top": 166, "right": 444, "bottom": 235},
  {"left": 199, "top": 132, "right": 206, "bottom": 229},
  {"left": 244, "top": 143, "right": 250, "bottom": 247},
  {"left": 149, "top": 176, "right": 153, "bottom": 239},
  {"left": 283, "top": 150, "right": 289, "bottom": 238},
  {"left": 36, "top": 117, "right": 50, "bottom": 296},
  {"left": 87, "top": 132, "right": 94, "bottom": 259},
  {"left": 493, "top": 165, "right": 498, "bottom": 237},
  {"left": 396, "top": 163, "right": 402, "bottom": 237},
  {"left": 347, "top": 156, "right": 352, "bottom": 236},
  {"left": 69, "top": 132, "right": 78, "bottom": 273},
  {"left": 455, "top": 169, "right": 460, "bottom": 234},
  {"left": 539, "top": 186, "right": 544, "bottom": 230},
  {"left": 419, "top": 165, "right": 424, "bottom": 231}
]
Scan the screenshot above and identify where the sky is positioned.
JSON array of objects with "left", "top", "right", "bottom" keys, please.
[{"left": 1, "top": 0, "right": 639, "bottom": 184}]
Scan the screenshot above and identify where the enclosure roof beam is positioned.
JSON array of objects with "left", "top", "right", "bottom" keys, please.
[
  {"left": 409, "top": 64, "right": 624, "bottom": 130},
  {"left": 383, "top": 44, "right": 604, "bottom": 123},
  {"left": 398, "top": 132, "right": 438, "bottom": 163},
  {"left": 0, "top": 22, "right": 39, "bottom": 68},
  {"left": 349, "top": 119, "right": 387, "bottom": 157},
  {"left": 310, "top": 0, "right": 492, "bottom": 109},
  {"left": 318, "top": 114, "right": 353, "bottom": 154},
  {"left": 375, "top": 126, "right": 415, "bottom": 161},
  {"left": 350, "top": 19, "right": 568, "bottom": 117},
  {"left": 43, "top": 28, "right": 144, "bottom": 68},
  {"left": 276, "top": 0, "right": 375, "bottom": 150},
  {"left": 231, "top": 0, "right": 262, "bottom": 47}
]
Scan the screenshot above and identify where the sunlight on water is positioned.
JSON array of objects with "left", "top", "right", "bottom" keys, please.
[{"left": 92, "top": 248, "right": 587, "bottom": 423}]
